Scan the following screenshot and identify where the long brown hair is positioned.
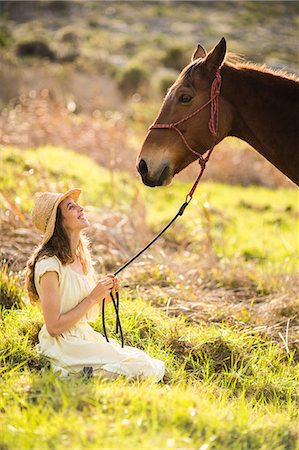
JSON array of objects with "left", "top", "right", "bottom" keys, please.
[{"left": 25, "top": 206, "right": 91, "bottom": 304}]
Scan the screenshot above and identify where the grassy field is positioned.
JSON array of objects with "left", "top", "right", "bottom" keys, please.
[
  {"left": 1, "top": 300, "right": 298, "bottom": 449},
  {"left": 0, "top": 2, "right": 298, "bottom": 448},
  {"left": 0, "top": 146, "right": 298, "bottom": 450}
]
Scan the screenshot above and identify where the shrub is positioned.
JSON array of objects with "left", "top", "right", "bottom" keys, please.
[
  {"left": 16, "top": 40, "right": 56, "bottom": 60},
  {"left": 117, "top": 63, "right": 149, "bottom": 96},
  {"left": 161, "top": 45, "right": 187, "bottom": 71},
  {"left": 55, "top": 26, "right": 80, "bottom": 62}
]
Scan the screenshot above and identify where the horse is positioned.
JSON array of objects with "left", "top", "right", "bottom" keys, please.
[{"left": 137, "top": 37, "right": 299, "bottom": 187}]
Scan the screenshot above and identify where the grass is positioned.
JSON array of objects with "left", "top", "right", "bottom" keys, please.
[
  {"left": 0, "top": 145, "right": 298, "bottom": 449},
  {"left": 0, "top": 375, "right": 298, "bottom": 449},
  {"left": 0, "top": 294, "right": 298, "bottom": 449},
  {"left": 0, "top": 263, "right": 26, "bottom": 309},
  {"left": 0, "top": 146, "right": 134, "bottom": 212},
  {"left": 145, "top": 181, "right": 298, "bottom": 267}
]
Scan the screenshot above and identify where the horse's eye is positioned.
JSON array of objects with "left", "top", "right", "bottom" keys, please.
[{"left": 179, "top": 94, "right": 192, "bottom": 104}]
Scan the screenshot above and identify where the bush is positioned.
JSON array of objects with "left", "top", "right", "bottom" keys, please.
[
  {"left": 162, "top": 45, "right": 188, "bottom": 71},
  {"left": 117, "top": 63, "right": 149, "bottom": 96},
  {"left": 16, "top": 40, "right": 56, "bottom": 61}
]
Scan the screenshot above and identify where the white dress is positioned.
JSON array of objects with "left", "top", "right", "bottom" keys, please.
[{"left": 34, "top": 256, "right": 164, "bottom": 381}]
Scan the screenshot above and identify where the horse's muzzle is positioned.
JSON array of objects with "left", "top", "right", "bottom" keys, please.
[{"left": 137, "top": 159, "right": 170, "bottom": 187}]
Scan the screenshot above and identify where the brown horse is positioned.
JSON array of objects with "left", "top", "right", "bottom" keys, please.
[{"left": 137, "top": 38, "right": 299, "bottom": 186}]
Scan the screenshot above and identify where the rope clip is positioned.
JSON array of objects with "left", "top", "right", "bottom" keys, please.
[{"left": 185, "top": 194, "right": 192, "bottom": 204}]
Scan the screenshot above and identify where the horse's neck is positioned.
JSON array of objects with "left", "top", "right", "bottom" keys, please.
[{"left": 222, "top": 64, "right": 299, "bottom": 184}]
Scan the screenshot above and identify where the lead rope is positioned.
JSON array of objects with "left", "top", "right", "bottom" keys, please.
[
  {"left": 101, "top": 151, "right": 212, "bottom": 349},
  {"left": 102, "top": 69, "right": 222, "bottom": 348}
]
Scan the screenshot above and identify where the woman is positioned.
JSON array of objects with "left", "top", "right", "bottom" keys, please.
[{"left": 25, "top": 188, "right": 164, "bottom": 381}]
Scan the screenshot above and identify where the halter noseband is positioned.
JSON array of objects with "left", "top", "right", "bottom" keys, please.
[{"left": 149, "top": 68, "right": 222, "bottom": 170}]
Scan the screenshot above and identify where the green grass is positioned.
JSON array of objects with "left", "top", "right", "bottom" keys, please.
[
  {"left": 0, "top": 263, "right": 26, "bottom": 309},
  {"left": 1, "top": 374, "right": 298, "bottom": 449},
  {"left": 143, "top": 181, "right": 298, "bottom": 269},
  {"left": 0, "top": 146, "right": 135, "bottom": 212},
  {"left": 0, "top": 294, "right": 298, "bottom": 449}
]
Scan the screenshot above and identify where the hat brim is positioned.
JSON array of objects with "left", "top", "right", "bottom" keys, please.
[{"left": 42, "top": 188, "right": 81, "bottom": 245}]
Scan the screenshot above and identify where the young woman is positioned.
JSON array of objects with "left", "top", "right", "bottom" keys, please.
[{"left": 25, "top": 188, "right": 164, "bottom": 381}]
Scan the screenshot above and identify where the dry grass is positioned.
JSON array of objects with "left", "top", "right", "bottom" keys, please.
[
  {"left": 130, "top": 256, "right": 299, "bottom": 361},
  {"left": 0, "top": 90, "right": 133, "bottom": 171}
]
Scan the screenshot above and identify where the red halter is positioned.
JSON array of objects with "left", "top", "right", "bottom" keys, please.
[{"left": 149, "top": 69, "right": 222, "bottom": 199}]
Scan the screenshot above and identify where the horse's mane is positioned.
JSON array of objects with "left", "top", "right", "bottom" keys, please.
[
  {"left": 226, "top": 52, "right": 299, "bottom": 82},
  {"left": 174, "top": 52, "right": 298, "bottom": 86}
]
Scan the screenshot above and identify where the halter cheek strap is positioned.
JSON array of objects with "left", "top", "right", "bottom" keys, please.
[{"left": 149, "top": 68, "right": 222, "bottom": 169}]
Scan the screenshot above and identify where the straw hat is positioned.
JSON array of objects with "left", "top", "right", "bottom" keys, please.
[{"left": 31, "top": 188, "right": 81, "bottom": 244}]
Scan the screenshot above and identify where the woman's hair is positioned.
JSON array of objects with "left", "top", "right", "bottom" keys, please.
[{"left": 25, "top": 206, "right": 91, "bottom": 304}]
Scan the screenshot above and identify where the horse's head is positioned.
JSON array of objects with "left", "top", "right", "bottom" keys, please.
[{"left": 137, "top": 37, "right": 231, "bottom": 187}]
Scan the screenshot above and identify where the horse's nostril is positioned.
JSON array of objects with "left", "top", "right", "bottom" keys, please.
[{"left": 138, "top": 159, "right": 148, "bottom": 176}]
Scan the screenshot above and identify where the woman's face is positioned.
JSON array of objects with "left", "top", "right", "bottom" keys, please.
[{"left": 60, "top": 196, "right": 90, "bottom": 234}]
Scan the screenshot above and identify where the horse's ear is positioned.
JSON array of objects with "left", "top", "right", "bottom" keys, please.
[
  {"left": 191, "top": 43, "right": 206, "bottom": 62},
  {"left": 205, "top": 37, "right": 227, "bottom": 72}
]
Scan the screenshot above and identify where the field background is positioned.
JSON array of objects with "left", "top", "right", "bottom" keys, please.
[{"left": 0, "top": 2, "right": 298, "bottom": 450}]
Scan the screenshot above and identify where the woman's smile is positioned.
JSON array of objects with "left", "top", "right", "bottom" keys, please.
[{"left": 60, "top": 197, "right": 90, "bottom": 231}]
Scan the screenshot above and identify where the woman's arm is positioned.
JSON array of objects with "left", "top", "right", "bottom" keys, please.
[{"left": 39, "top": 272, "right": 114, "bottom": 337}]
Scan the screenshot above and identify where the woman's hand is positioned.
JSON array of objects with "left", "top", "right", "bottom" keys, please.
[
  {"left": 88, "top": 276, "right": 115, "bottom": 305},
  {"left": 107, "top": 274, "right": 120, "bottom": 295}
]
